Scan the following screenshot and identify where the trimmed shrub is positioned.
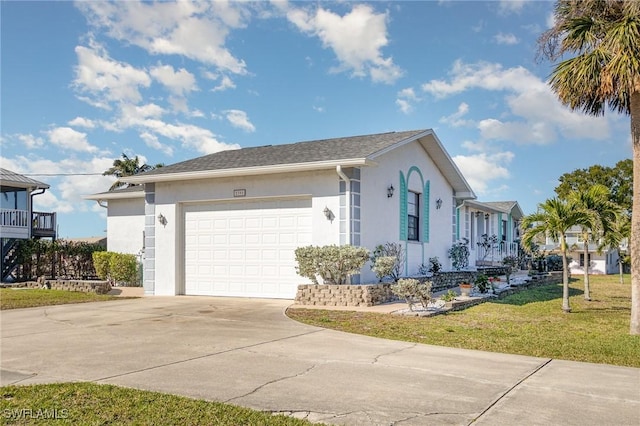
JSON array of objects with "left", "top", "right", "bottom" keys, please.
[
  {"left": 92, "top": 252, "right": 114, "bottom": 281},
  {"left": 391, "top": 278, "right": 433, "bottom": 311},
  {"left": 110, "top": 253, "right": 139, "bottom": 286},
  {"left": 91, "top": 251, "right": 140, "bottom": 286},
  {"left": 370, "top": 242, "right": 404, "bottom": 281},
  {"left": 295, "top": 245, "right": 370, "bottom": 285}
]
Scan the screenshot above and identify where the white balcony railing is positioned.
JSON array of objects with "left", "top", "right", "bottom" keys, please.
[
  {"left": 0, "top": 209, "right": 29, "bottom": 228},
  {"left": 475, "top": 241, "right": 519, "bottom": 266}
]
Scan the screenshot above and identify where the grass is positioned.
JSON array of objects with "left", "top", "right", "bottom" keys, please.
[
  {"left": 287, "top": 274, "right": 640, "bottom": 367},
  {"left": 0, "top": 288, "right": 127, "bottom": 310},
  {"left": 0, "top": 382, "right": 315, "bottom": 425}
]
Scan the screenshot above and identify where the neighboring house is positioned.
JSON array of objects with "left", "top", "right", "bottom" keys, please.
[
  {"left": 541, "top": 226, "right": 622, "bottom": 275},
  {"left": 1, "top": 168, "right": 57, "bottom": 281},
  {"left": 457, "top": 200, "right": 524, "bottom": 267},
  {"left": 87, "top": 129, "right": 477, "bottom": 298}
]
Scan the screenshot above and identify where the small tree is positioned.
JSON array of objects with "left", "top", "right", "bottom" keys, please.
[
  {"left": 448, "top": 238, "right": 470, "bottom": 271},
  {"left": 391, "top": 278, "right": 432, "bottom": 311},
  {"left": 502, "top": 255, "right": 519, "bottom": 285}
]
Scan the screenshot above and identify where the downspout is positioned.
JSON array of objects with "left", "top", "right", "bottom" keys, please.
[
  {"left": 95, "top": 200, "right": 108, "bottom": 208},
  {"left": 336, "top": 165, "right": 350, "bottom": 245}
]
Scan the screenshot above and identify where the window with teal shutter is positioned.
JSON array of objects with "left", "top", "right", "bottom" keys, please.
[
  {"left": 399, "top": 171, "right": 407, "bottom": 240},
  {"left": 423, "top": 180, "right": 430, "bottom": 242}
]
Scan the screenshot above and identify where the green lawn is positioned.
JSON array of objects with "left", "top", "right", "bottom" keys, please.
[
  {"left": 0, "top": 382, "right": 315, "bottom": 425},
  {"left": 0, "top": 288, "right": 127, "bottom": 310},
  {"left": 287, "top": 275, "right": 640, "bottom": 367}
]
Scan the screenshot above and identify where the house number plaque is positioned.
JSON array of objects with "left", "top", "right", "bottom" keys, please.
[{"left": 233, "top": 189, "right": 246, "bottom": 197}]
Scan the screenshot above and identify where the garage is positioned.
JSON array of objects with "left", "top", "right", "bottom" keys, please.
[{"left": 183, "top": 198, "right": 312, "bottom": 298}]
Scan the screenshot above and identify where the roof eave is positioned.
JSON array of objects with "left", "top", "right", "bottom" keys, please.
[
  {"left": 121, "top": 158, "right": 374, "bottom": 184},
  {"left": 84, "top": 191, "right": 145, "bottom": 201}
]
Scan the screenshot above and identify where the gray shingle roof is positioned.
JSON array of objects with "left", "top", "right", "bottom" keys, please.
[
  {"left": 140, "top": 130, "right": 427, "bottom": 177},
  {"left": 0, "top": 168, "right": 50, "bottom": 189}
]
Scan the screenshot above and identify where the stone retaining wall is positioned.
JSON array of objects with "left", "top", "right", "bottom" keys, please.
[
  {"left": 295, "top": 283, "right": 398, "bottom": 307},
  {"left": 1, "top": 278, "right": 112, "bottom": 294}
]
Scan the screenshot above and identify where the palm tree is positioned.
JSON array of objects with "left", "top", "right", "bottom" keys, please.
[
  {"left": 538, "top": 0, "right": 640, "bottom": 334},
  {"left": 103, "top": 153, "right": 162, "bottom": 191},
  {"left": 522, "top": 198, "right": 589, "bottom": 313},
  {"left": 567, "top": 184, "right": 621, "bottom": 300}
]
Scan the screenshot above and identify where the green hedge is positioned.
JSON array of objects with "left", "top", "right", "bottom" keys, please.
[{"left": 92, "top": 251, "right": 140, "bottom": 286}]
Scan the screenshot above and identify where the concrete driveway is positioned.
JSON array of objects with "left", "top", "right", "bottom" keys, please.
[{"left": 1, "top": 296, "right": 638, "bottom": 425}]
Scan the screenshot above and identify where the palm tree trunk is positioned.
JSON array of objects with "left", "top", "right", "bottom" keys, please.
[
  {"left": 619, "top": 257, "right": 624, "bottom": 285},
  {"left": 630, "top": 91, "right": 640, "bottom": 335},
  {"left": 583, "top": 239, "right": 591, "bottom": 300},
  {"left": 561, "top": 236, "right": 571, "bottom": 313}
]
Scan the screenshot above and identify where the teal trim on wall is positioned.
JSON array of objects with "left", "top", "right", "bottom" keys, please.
[
  {"left": 399, "top": 171, "right": 407, "bottom": 241},
  {"left": 508, "top": 214, "right": 512, "bottom": 241},
  {"left": 498, "top": 212, "right": 503, "bottom": 241},
  {"left": 456, "top": 207, "right": 460, "bottom": 240},
  {"left": 423, "top": 180, "right": 430, "bottom": 242}
]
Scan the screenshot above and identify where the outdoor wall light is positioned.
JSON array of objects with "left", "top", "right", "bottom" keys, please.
[
  {"left": 387, "top": 185, "right": 394, "bottom": 198},
  {"left": 435, "top": 198, "right": 443, "bottom": 209},
  {"left": 485, "top": 213, "right": 490, "bottom": 220},
  {"left": 475, "top": 211, "right": 481, "bottom": 217},
  {"left": 157, "top": 213, "right": 167, "bottom": 227},
  {"left": 323, "top": 206, "right": 334, "bottom": 222}
]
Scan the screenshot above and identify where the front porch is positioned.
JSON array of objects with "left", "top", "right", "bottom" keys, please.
[{"left": 473, "top": 241, "right": 519, "bottom": 267}]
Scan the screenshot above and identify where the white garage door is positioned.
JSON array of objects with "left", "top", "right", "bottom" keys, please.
[{"left": 184, "top": 198, "right": 312, "bottom": 298}]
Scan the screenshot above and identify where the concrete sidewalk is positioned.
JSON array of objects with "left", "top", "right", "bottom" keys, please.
[{"left": 1, "top": 297, "right": 638, "bottom": 425}]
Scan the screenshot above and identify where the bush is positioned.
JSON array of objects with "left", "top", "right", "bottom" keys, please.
[
  {"left": 110, "top": 253, "right": 139, "bottom": 286},
  {"left": 91, "top": 251, "right": 140, "bottom": 286},
  {"left": 92, "top": 252, "right": 114, "bottom": 281},
  {"left": 475, "top": 274, "right": 489, "bottom": 293},
  {"left": 371, "top": 256, "right": 397, "bottom": 282},
  {"left": 370, "top": 242, "right": 404, "bottom": 281},
  {"left": 295, "top": 245, "right": 370, "bottom": 285},
  {"left": 391, "top": 278, "right": 433, "bottom": 311}
]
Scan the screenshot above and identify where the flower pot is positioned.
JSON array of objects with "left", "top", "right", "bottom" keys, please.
[{"left": 459, "top": 283, "right": 472, "bottom": 297}]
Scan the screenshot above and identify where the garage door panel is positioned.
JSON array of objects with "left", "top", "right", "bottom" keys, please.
[{"left": 184, "top": 198, "right": 312, "bottom": 298}]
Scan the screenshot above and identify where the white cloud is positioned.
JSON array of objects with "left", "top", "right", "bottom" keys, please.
[
  {"left": 497, "top": 0, "right": 528, "bottom": 15},
  {"left": 440, "top": 102, "right": 473, "bottom": 127},
  {"left": 140, "top": 132, "right": 174, "bottom": 156},
  {"left": 212, "top": 75, "right": 236, "bottom": 92},
  {"left": 76, "top": 0, "right": 249, "bottom": 74},
  {"left": 224, "top": 109, "right": 256, "bottom": 132},
  {"left": 68, "top": 117, "right": 96, "bottom": 129},
  {"left": 46, "top": 127, "right": 98, "bottom": 153},
  {"left": 137, "top": 119, "right": 240, "bottom": 154},
  {"left": 150, "top": 64, "right": 197, "bottom": 96},
  {"left": 286, "top": 4, "right": 402, "bottom": 84},
  {"left": 396, "top": 87, "right": 420, "bottom": 114},
  {"left": 422, "top": 60, "right": 611, "bottom": 144},
  {"left": 15, "top": 134, "right": 44, "bottom": 149},
  {"left": 453, "top": 151, "right": 514, "bottom": 195},
  {"left": 73, "top": 41, "right": 151, "bottom": 107},
  {"left": 494, "top": 32, "right": 519, "bottom": 45}
]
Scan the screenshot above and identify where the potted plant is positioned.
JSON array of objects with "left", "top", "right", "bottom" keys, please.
[{"left": 459, "top": 282, "right": 472, "bottom": 297}]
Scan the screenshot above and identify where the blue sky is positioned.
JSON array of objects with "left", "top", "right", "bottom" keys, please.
[{"left": 1, "top": 1, "right": 632, "bottom": 238}]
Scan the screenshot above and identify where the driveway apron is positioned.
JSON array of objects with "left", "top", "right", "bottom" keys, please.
[{"left": 1, "top": 297, "right": 638, "bottom": 425}]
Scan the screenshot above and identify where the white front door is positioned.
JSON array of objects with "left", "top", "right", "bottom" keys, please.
[{"left": 183, "top": 198, "right": 312, "bottom": 298}]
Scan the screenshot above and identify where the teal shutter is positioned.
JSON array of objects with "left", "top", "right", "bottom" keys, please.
[
  {"left": 399, "top": 171, "right": 407, "bottom": 241},
  {"left": 498, "top": 213, "right": 503, "bottom": 241},
  {"left": 423, "top": 180, "right": 430, "bottom": 242}
]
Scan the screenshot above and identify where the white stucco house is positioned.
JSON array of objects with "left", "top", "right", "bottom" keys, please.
[
  {"left": 87, "top": 129, "right": 478, "bottom": 298},
  {"left": 541, "top": 226, "right": 623, "bottom": 275}
]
